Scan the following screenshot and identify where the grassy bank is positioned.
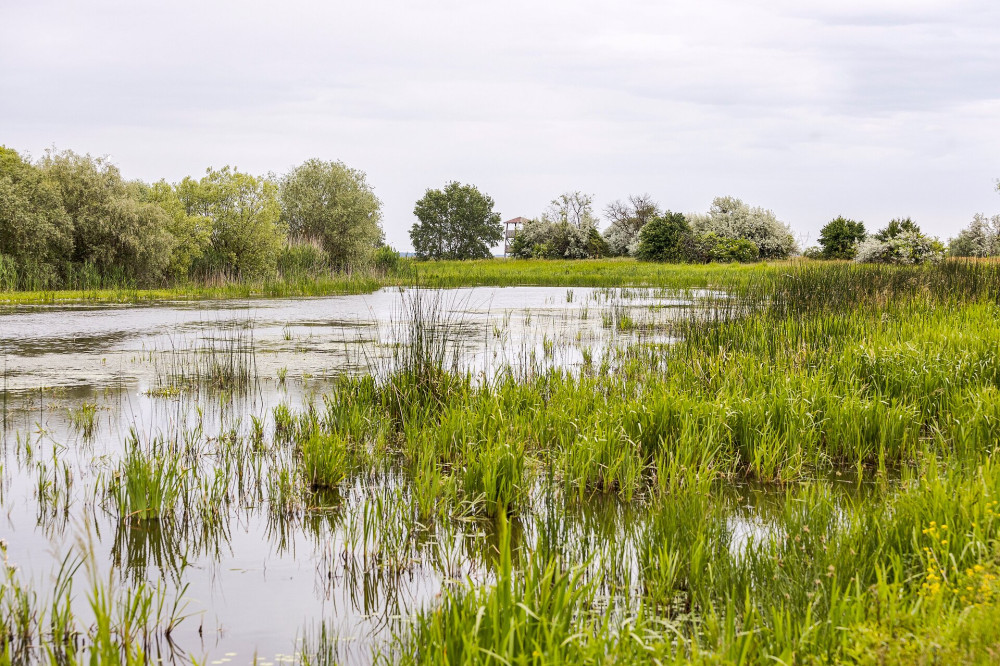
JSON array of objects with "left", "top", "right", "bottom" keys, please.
[{"left": 0, "top": 258, "right": 805, "bottom": 305}]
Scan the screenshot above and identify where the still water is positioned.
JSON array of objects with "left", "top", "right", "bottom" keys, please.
[{"left": 1, "top": 286, "right": 704, "bottom": 664}]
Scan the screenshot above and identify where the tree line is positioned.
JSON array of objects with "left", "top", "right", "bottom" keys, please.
[
  {"left": 5, "top": 145, "right": 998, "bottom": 291},
  {"left": 0, "top": 147, "right": 390, "bottom": 290},
  {"left": 409, "top": 180, "right": 1000, "bottom": 265}
]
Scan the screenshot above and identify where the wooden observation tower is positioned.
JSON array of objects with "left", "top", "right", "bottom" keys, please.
[{"left": 503, "top": 217, "right": 528, "bottom": 257}]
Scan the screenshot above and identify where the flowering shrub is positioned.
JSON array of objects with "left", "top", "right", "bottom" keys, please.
[
  {"left": 687, "top": 196, "right": 797, "bottom": 259},
  {"left": 949, "top": 213, "right": 1000, "bottom": 257},
  {"left": 854, "top": 230, "right": 944, "bottom": 265}
]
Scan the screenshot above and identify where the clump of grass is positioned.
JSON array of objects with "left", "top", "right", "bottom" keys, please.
[
  {"left": 107, "top": 433, "right": 184, "bottom": 523},
  {"left": 154, "top": 317, "right": 258, "bottom": 395},
  {"left": 0, "top": 534, "right": 190, "bottom": 664},
  {"left": 68, "top": 401, "right": 98, "bottom": 439},
  {"left": 301, "top": 431, "right": 350, "bottom": 490}
]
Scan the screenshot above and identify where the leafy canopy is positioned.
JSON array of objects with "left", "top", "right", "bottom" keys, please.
[
  {"left": 177, "top": 166, "right": 285, "bottom": 279},
  {"left": 410, "top": 182, "right": 502, "bottom": 260},
  {"left": 818, "top": 216, "right": 866, "bottom": 259},
  {"left": 635, "top": 212, "right": 691, "bottom": 262},
  {"left": 280, "top": 159, "right": 383, "bottom": 268},
  {"left": 687, "top": 196, "right": 797, "bottom": 259}
]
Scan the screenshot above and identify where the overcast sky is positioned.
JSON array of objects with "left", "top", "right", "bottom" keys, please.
[{"left": 3, "top": 0, "right": 999, "bottom": 250}]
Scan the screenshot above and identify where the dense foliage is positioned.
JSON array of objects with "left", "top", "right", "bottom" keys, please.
[
  {"left": 410, "top": 181, "right": 503, "bottom": 260},
  {"left": 509, "top": 192, "right": 603, "bottom": 259},
  {"left": 687, "top": 196, "right": 797, "bottom": 259},
  {"left": 603, "top": 194, "right": 659, "bottom": 256},
  {"left": 817, "top": 216, "right": 867, "bottom": 259},
  {"left": 855, "top": 218, "right": 944, "bottom": 265},
  {"left": 634, "top": 211, "right": 691, "bottom": 262},
  {"left": 279, "top": 159, "right": 384, "bottom": 268},
  {"left": 0, "top": 146, "right": 389, "bottom": 290},
  {"left": 949, "top": 213, "right": 1000, "bottom": 257}
]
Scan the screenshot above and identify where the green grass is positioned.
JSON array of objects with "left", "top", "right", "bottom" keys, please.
[
  {"left": 0, "top": 258, "right": 815, "bottom": 305},
  {"left": 288, "top": 259, "right": 1000, "bottom": 664}
]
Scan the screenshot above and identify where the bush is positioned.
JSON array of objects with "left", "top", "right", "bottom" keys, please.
[
  {"left": 949, "top": 213, "right": 999, "bottom": 258},
  {"left": 585, "top": 228, "right": 610, "bottom": 258},
  {"left": 689, "top": 232, "right": 760, "bottom": 263},
  {"left": 509, "top": 219, "right": 591, "bottom": 259},
  {"left": 277, "top": 239, "right": 329, "bottom": 277},
  {"left": 372, "top": 245, "right": 401, "bottom": 273},
  {"left": 818, "top": 216, "right": 866, "bottom": 259},
  {"left": 854, "top": 229, "right": 944, "bottom": 265},
  {"left": 635, "top": 212, "right": 691, "bottom": 262},
  {"left": 687, "top": 196, "right": 797, "bottom": 259}
]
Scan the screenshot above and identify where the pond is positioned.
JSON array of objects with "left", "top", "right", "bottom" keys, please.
[{"left": 2, "top": 286, "right": 714, "bottom": 664}]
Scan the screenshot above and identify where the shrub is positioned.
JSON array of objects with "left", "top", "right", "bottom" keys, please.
[
  {"left": 585, "top": 227, "right": 610, "bottom": 258},
  {"left": 687, "top": 196, "right": 797, "bottom": 259},
  {"left": 691, "top": 232, "right": 760, "bottom": 263},
  {"left": 635, "top": 212, "right": 691, "bottom": 262},
  {"left": 949, "top": 213, "right": 1000, "bottom": 258},
  {"left": 818, "top": 216, "right": 866, "bottom": 259},
  {"left": 277, "top": 239, "right": 329, "bottom": 277},
  {"left": 372, "top": 245, "right": 401, "bottom": 273},
  {"left": 855, "top": 229, "right": 944, "bottom": 265},
  {"left": 509, "top": 219, "right": 591, "bottom": 259}
]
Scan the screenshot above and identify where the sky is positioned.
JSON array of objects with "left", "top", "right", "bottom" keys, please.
[{"left": 2, "top": 0, "right": 999, "bottom": 251}]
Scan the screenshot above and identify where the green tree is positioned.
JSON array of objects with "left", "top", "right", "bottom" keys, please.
[
  {"left": 177, "top": 167, "right": 285, "bottom": 278},
  {"left": 38, "top": 149, "right": 174, "bottom": 283},
  {"left": 818, "top": 216, "right": 866, "bottom": 259},
  {"left": 585, "top": 227, "right": 610, "bottom": 258},
  {"left": 410, "top": 182, "right": 502, "bottom": 260},
  {"left": 635, "top": 212, "right": 691, "bottom": 262},
  {"left": 0, "top": 147, "right": 73, "bottom": 284},
  {"left": 135, "top": 180, "right": 212, "bottom": 280},
  {"left": 280, "top": 159, "right": 383, "bottom": 268},
  {"left": 874, "top": 217, "right": 920, "bottom": 241}
]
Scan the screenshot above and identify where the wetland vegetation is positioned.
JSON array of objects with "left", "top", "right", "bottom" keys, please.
[{"left": 3, "top": 259, "right": 1000, "bottom": 664}]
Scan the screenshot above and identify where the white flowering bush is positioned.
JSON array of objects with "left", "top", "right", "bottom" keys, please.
[
  {"left": 949, "top": 213, "right": 1000, "bottom": 257},
  {"left": 603, "top": 221, "right": 636, "bottom": 256},
  {"left": 509, "top": 218, "right": 591, "bottom": 259},
  {"left": 687, "top": 196, "right": 797, "bottom": 259},
  {"left": 854, "top": 231, "right": 944, "bottom": 264}
]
